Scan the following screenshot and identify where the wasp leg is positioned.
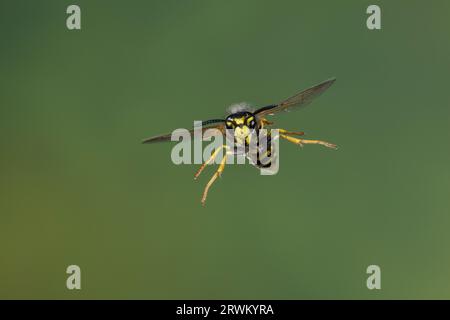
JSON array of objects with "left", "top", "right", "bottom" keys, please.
[
  {"left": 194, "top": 145, "right": 228, "bottom": 180},
  {"left": 201, "top": 153, "right": 228, "bottom": 206},
  {"left": 280, "top": 134, "right": 337, "bottom": 150},
  {"left": 279, "top": 129, "right": 305, "bottom": 136},
  {"left": 259, "top": 118, "right": 274, "bottom": 129}
]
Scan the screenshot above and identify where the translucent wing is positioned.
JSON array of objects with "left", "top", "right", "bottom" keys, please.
[
  {"left": 254, "top": 78, "right": 336, "bottom": 117},
  {"left": 142, "top": 122, "right": 225, "bottom": 144}
]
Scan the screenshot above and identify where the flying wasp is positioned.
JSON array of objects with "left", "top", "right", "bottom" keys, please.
[{"left": 142, "top": 78, "right": 338, "bottom": 205}]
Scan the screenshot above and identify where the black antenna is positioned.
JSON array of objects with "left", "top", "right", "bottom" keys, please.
[{"left": 199, "top": 119, "right": 225, "bottom": 127}]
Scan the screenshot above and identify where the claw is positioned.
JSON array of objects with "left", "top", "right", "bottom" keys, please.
[{"left": 322, "top": 142, "right": 338, "bottom": 150}]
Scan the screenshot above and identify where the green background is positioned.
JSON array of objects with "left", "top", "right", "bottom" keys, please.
[{"left": 1, "top": 0, "right": 450, "bottom": 299}]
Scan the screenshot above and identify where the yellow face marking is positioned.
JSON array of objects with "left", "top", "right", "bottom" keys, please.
[
  {"left": 235, "top": 117, "right": 245, "bottom": 125},
  {"left": 234, "top": 125, "right": 251, "bottom": 145}
]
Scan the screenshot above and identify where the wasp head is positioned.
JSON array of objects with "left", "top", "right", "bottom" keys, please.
[{"left": 225, "top": 111, "right": 257, "bottom": 145}]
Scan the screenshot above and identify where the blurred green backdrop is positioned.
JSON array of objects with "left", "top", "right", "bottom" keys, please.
[{"left": 1, "top": 0, "right": 450, "bottom": 299}]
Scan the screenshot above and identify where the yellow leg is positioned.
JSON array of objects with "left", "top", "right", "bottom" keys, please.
[
  {"left": 259, "top": 118, "right": 273, "bottom": 129},
  {"left": 280, "top": 134, "right": 337, "bottom": 150},
  {"left": 279, "top": 129, "right": 305, "bottom": 136},
  {"left": 201, "top": 154, "right": 228, "bottom": 206},
  {"left": 194, "top": 145, "right": 227, "bottom": 180}
]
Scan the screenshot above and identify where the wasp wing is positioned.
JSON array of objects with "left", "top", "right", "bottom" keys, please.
[
  {"left": 142, "top": 122, "right": 225, "bottom": 144},
  {"left": 254, "top": 78, "right": 336, "bottom": 117}
]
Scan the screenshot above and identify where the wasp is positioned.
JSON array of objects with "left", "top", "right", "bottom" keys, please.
[{"left": 143, "top": 78, "right": 337, "bottom": 205}]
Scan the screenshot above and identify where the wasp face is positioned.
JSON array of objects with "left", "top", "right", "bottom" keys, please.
[{"left": 225, "top": 111, "right": 257, "bottom": 145}]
